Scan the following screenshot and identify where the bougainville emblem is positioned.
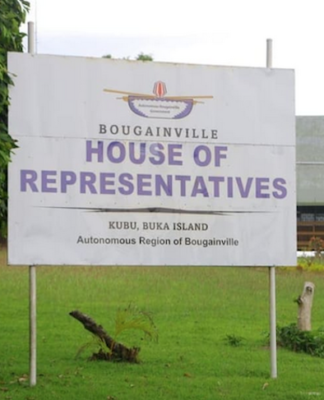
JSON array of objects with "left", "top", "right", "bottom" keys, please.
[{"left": 104, "top": 81, "right": 213, "bottom": 120}]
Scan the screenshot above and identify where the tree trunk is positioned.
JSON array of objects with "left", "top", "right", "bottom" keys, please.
[
  {"left": 69, "top": 310, "right": 140, "bottom": 362},
  {"left": 297, "top": 282, "right": 315, "bottom": 331}
]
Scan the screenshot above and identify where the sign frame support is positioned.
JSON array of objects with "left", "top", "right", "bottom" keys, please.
[
  {"left": 24, "top": 30, "right": 280, "bottom": 386},
  {"left": 28, "top": 21, "right": 37, "bottom": 387},
  {"left": 267, "top": 38, "right": 278, "bottom": 379}
]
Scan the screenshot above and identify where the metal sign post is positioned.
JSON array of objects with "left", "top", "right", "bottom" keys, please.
[
  {"left": 267, "top": 38, "right": 278, "bottom": 379},
  {"left": 29, "top": 264, "right": 36, "bottom": 386},
  {"left": 269, "top": 265, "right": 277, "bottom": 378},
  {"left": 28, "top": 21, "right": 37, "bottom": 387}
]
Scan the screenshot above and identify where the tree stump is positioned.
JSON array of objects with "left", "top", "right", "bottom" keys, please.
[{"left": 297, "top": 282, "right": 315, "bottom": 331}]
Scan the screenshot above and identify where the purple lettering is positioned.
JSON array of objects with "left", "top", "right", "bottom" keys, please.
[
  {"left": 119, "top": 173, "right": 134, "bottom": 195},
  {"left": 236, "top": 177, "right": 253, "bottom": 198},
  {"left": 273, "top": 178, "right": 287, "bottom": 199},
  {"left": 193, "top": 145, "right": 211, "bottom": 167},
  {"left": 137, "top": 174, "right": 152, "bottom": 195},
  {"left": 168, "top": 144, "right": 183, "bottom": 165},
  {"left": 86, "top": 140, "right": 103, "bottom": 162},
  {"left": 100, "top": 173, "right": 115, "bottom": 194},
  {"left": 227, "top": 177, "right": 233, "bottom": 198},
  {"left": 256, "top": 178, "right": 270, "bottom": 198},
  {"left": 149, "top": 143, "right": 165, "bottom": 165},
  {"left": 175, "top": 175, "right": 191, "bottom": 197},
  {"left": 80, "top": 172, "right": 97, "bottom": 194},
  {"left": 191, "top": 176, "right": 209, "bottom": 197},
  {"left": 20, "top": 170, "right": 38, "bottom": 192},
  {"left": 208, "top": 176, "right": 225, "bottom": 197},
  {"left": 41, "top": 171, "right": 57, "bottom": 193},
  {"left": 107, "top": 142, "right": 125, "bottom": 163},
  {"left": 61, "top": 171, "right": 77, "bottom": 192},
  {"left": 155, "top": 175, "right": 172, "bottom": 196},
  {"left": 214, "top": 146, "right": 227, "bottom": 167},
  {"left": 129, "top": 142, "right": 146, "bottom": 164}
]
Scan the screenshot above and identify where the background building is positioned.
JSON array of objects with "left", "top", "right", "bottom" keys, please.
[{"left": 297, "top": 116, "right": 324, "bottom": 249}]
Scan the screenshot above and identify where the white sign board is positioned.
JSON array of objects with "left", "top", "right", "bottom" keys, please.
[{"left": 8, "top": 53, "right": 296, "bottom": 266}]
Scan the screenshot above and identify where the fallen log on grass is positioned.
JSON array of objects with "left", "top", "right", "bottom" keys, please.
[{"left": 69, "top": 310, "right": 140, "bottom": 363}]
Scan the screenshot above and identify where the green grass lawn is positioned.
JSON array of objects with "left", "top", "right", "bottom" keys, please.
[{"left": 1, "top": 248, "right": 324, "bottom": 400}]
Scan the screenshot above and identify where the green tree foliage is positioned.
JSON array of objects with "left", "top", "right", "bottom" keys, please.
[
  {"left": 0, "top": 0, "right": 29, "bottom": 238},
  {"left": 135, "top": 52, "right": 153, "bottom": 61},
  {"left": 102, "top": 53, "right": 153, "bottom": 61}
]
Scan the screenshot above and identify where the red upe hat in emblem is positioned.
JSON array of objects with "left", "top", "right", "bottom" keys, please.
[{"left": 153, "top": 81, "right": 167, "bottom": 97}]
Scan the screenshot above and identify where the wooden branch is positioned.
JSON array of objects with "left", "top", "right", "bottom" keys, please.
[
  {"left": 69, "top": 310, "right": 140, "bottom": 362},
  {"left": 297, "top": 282, "right": 315, "bottom": 331}
]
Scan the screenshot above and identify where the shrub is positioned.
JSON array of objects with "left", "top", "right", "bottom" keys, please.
[
  {"left": 309, "top": 236, "right": 324, "bottom": 258},
  {"left": 277, "top": 323, "right": 324, "bottom": 358}
]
